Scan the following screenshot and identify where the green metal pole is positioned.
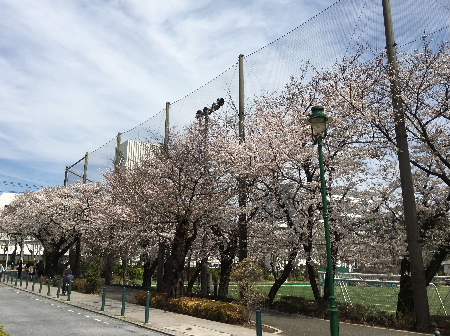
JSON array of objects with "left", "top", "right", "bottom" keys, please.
[
  {"left": 57, "top": 279, "right": 61, "bottom": 298},
  {"left": 39, "top": 277, "right": 43, "bottom": 293},
  {"left": 47, "top": 278, "right": 51, "bottom": 296},
  {"left": 317, "top": 135, "right": 339, "bottom": 336},
  {"left": 101, "top": 286, "right": 107, "bottom": 311},
  {"left": 145, "top": 291, "right": 150, "bottom": 324},
  {"left": 256, "top": 306, "right": 262, "bottom": 336},
  {"left": 20, "top": 272, "right": 23, "bottom": 287},
  {"left": 121, "top": 287, "right": 126, "bottom": 316},
  {"left": 32, "top": 276, "right": 35, "bottom": 291},
  {"left": 67, "top": 281, "right": 72, "bottom": 301},
  {"left": 25, "top": 275, "right": 29, "bottom": 289}
]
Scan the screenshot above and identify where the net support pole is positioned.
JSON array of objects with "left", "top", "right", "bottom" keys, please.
[
  {"left": 382, "top": 0, "right": 431, "bottom": 332},
  {"left": 164, "top": 102, "right": 170, "bottom": 152},
  {"left": 82, "top": 152, "right": 89, "bottom": 184},
  {"left": 238, "top": 54, "right": 248, "bottom": 261}
]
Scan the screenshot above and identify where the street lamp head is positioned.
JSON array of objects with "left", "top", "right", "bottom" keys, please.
[{"left": 307, "top": 106, "right": 331, "bottom": 137}]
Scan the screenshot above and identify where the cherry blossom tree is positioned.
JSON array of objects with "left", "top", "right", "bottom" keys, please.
[
  {"left": 313, "top": 41, "right": 450, "bottom": 319},
  {"left": 104, "top": 119, "right": 238, "bottom": 297},
  {"left": 225, "top": 69, "right": 375, "bottom": 304},
  {"left": 0, "top": 183, "right": 98, "bottom": 277}
]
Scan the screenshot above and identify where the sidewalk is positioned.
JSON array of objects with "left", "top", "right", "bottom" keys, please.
[
  {"left": 1, "top": 280, "right": 435, "bottom": 336},
  {"left": 2, "top": 281, "right": 258, "bottom": 336}
]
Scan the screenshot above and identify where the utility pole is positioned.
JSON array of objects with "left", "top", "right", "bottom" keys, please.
[
  {"left": 238, "top": 54, "right": 248, "bottom": 261},
  {"left": 382, "top": 0, "right": 431, "bottom": 331},
  {"left": 64, "top": 167, "right": 69, "bottom": 187},
  {"left": 157, "top": 103, "right": 170, "bottom": 291}
]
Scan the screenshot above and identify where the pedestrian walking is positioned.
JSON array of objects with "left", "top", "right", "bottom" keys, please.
[
  {"left": 0, "top": 263, "right": 4, "bottom": 281},
  {"left": 62, "top": 264, "right": 73, "bottom": 295},
  {"left": 35, "top": 260, "right": 44, "bottom": 278},
  {"left": 26, "top": 260, "right": 35, "bottom": 279},
  {"left": 17, "top": 259, "right": 23, "bottom": 279}
]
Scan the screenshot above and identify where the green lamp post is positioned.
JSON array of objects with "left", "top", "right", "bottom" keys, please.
[{"left": 307, "top": 106, "right": 339, "bottom": 336}]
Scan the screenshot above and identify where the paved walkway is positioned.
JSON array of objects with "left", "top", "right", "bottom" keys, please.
[{"left": 1, "top": 281, "right": 436, "bottom": 336}]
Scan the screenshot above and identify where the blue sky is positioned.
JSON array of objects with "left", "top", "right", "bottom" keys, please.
[{"left": 0, "top": 0, "right": 336, "bottom": 192}]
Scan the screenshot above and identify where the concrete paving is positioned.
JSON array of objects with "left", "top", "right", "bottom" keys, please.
[{"left": 1, "top": 280, "right": 436, "bottom": 336}]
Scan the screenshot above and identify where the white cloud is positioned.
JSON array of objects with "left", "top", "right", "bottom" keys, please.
[{"left": 0, "top": 0, "right": 336, "bottom": 187}]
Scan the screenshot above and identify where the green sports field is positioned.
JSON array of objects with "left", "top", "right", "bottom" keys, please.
[{"left": 228, "top": 283, "right": 450, "bottom": 315}]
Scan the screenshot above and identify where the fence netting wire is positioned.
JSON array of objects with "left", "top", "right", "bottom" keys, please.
[{"left": 66, "top": 0, "right": 449, "bottom": 184}]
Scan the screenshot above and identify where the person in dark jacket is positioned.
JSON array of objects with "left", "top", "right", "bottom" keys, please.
[
  {"left": 17, "top": 259, "right": 23, "bottom": 279},
  {"left": 35, "top": 260, "right": 44, "bottom": 278},
  {"left": 62, "top": 264, "right": 73, "bottom": 295}
]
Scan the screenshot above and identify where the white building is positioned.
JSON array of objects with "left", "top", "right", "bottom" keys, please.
[
  {"left": 118, "top": 140, "right": 160, "bottom": 169},
  {"left": 0, "top": 192, "right": 17, "bottom": 209},
  {"left": 0, "top": 192, "right": 43, "bottom": 267}
]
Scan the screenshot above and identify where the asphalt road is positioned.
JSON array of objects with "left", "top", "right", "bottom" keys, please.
[
  {"left": 0, "top": 285, "right": 164, "bottom": 336},
  {"left": 261, "top": 309, "right": 432, "bottom": 336}
]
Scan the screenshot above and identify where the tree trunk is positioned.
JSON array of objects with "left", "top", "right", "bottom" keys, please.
[
  {"left": 142, "top": 257, "right": 158, "bottom": 290},
  {"left": 425, "top": 244, "right": 450, "bottom": 285},
  {"left": 74, "top": 237, "right": 82, "bottom": 278},
  {"left": 306, "top": 259, "right": 323, "bottom": 303},
  {"left": 268, "top": 248, "right": 298, "bottom": 304},
  {"left": 218, "top": 256, "right": 234, "bottom": 299},
  {"left": 200, "top": 257, "right": 209, "bottom": 296},
  {"left": 44, "top": 251, "right": 63, "bottom": 278},
  {"left": 303, "top": 236, "right": 324, "bottom": 304},
  {"left": 396, "top": 257, "right": 414, "bottom": 317},
  {"left": 121, "top": 256, "right": 128, "bottom": 284},
  {"left": 218, "top": 235, "right": 237, "bottom": 300},
  {"left": 186, "top": 263, "right": 202, "bottom": 295},
  {"left": 162, "top": 217, "right": 197, "bottom": 297},
  {"left": 104, "top": 252, "right": 114, "bottom": 285},
  {"left": 156, "top": 241, "right": 165, "bottom": 291}
]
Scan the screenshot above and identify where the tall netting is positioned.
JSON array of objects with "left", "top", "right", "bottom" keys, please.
[{"left": 66, "top": 0, "right": 449, "bottom": 184}]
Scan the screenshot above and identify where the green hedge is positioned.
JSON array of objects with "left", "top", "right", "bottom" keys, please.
[{"left": 135, "top": 292, "right": 248, "bottom": 324}]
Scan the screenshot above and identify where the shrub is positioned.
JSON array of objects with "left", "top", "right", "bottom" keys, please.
[
  {"left": 82, "top": 259, "right": 103, "bottom": 294},
  {"left": 275, "top": 296, "right": 326, "bottom": 318},
  {"left": 0, "top": 326, "right": 10, "bottom": 336},
  {"left": 72, "top": 278, "right": 89, "bottom": 293},
  {"left": 52, "top": 275, "right": 62, "bottom": 287},
  {"left": 134, "top": 292, "right": 248, "bottom": 324},
  {"left": 135, "top": 292, "right": 170, "bottom": 309},
  {"left": 231, "top": 258, "right": 266, "bottom": 313}
]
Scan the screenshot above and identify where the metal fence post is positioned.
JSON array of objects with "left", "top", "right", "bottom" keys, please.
[
  {"left": 47, "top": 278, "right": 51, "bottom": 296},
  {"left": 101, "top": 286, "right": 107, "bottom": 311},
  {"left": 256, "top": 306, "right": 262, "bottom": 336},
  {"left": 145, "top": 291, "right": 151, "bottom": 324},
  {"left": 67, "top": 281, "right": 72, "bottom": 301},
  {"left": 121, "top": 287, "right": 126, "bottom": 316},
  {"left": 57, "top": 279, "right": 61, "bottom": 298},
  {"left": 39, "top": 277, "right": 43, "bottom": 293},
  {"left": 32, "top": 276, "right": 36, "bottom": 291}
]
